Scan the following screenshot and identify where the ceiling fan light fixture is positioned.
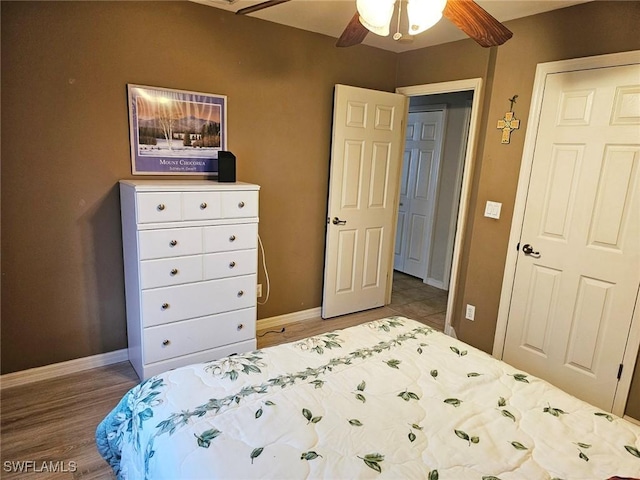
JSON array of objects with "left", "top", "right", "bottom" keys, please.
[
  {"left": 356, "top": 0, "right": 396, "bottom": 37},
  {"left": 407, "top": 0, "right": 446, "bottom": 35}
]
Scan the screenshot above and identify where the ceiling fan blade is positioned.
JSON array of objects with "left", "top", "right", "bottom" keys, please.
[
  {"left": 336, "top": 12, "right": 369, "bottom": 47},
  {"left": 236, "top": 0, "right": 291, "bottom": 16},
  {"left": 443, "top": 0, "right": 513, "bottom": 47}
]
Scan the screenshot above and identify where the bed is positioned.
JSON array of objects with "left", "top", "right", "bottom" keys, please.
[{"left": 96, "top": 316, "right": 640, "bottom": 479}]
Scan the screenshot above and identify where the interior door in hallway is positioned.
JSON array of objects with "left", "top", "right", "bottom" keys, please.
[
  {"left": 502, "top": 63, "right": 640, "bottom": 411},
  {"left": 394, "top": 110, "right": 445, "bottom": 279},
  {"left": 322, "top": 85, "right": 407, "bottom": 319}
]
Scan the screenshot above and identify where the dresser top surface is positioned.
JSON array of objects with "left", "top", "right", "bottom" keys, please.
[{"left": 120, "top": 180, "right": 260, "bottom": 191}]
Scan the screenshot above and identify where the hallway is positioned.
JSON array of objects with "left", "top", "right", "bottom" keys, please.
[{"left": 388, "top": 270, "right": 448, "bottom": 331}]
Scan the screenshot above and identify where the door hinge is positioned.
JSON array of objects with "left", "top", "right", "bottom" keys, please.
[{"left": 617, "top": 363, "right": 624, "bottom": 380}]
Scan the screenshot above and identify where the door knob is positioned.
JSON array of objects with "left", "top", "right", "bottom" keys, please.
[
  {"left": 522, "top": 243, "right": 541, "bottom": 258},
  {"left": 332, "top": 217, "right": 347, "bottom": 225}
]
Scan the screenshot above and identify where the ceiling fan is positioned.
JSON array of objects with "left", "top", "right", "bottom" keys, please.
[{"left": 235, "top": 0, "right": 513, "bottom": 48}]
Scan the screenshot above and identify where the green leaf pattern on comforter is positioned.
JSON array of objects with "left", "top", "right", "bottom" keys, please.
[{"left": 96, "top": 317, "right": 640, "bottom": 479}]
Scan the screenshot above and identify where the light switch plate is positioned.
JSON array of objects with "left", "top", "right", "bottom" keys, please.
[
  {"left": 484, "top": 201, "right": 502, "bottom": 219},
  {"left": 465, "top": 304, "right": 476, "bottom": 321}
]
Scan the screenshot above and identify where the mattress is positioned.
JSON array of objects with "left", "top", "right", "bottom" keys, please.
[{"left": 96, "top": 316, "right": 640, "bottom": 479}]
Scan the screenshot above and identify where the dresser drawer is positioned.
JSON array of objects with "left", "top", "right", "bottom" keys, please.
[
  {"left": 139, "top": 227, "right": 202, "bottom": 260},
  {"left": 137, "top": 192, "right": 182, "bottom": 223},
  {"left": 143, "top": 307, "right": 256, "bottom": 364},
  {"left": 222, "top": 190, "right": 259, "bottom": 218},
  {"left": 204, "top": 223, "right": 257, "bottom": 252},
  {"left": 141, "top": 274, "right": 257, "bottom": 327},
  {"left": 182, "top": 191, "right": 222, "bottom": 220},
  {"left": 204, "top": 249, "right": 257, "bottom": 280},
  {"left": 140, "top": 255, "right": 203, "bottom": 289},
  {"left": 142, "top": 339, "right": 257, "bottom": 378}
]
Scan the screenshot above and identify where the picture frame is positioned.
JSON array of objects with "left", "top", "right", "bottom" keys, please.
[{"left": 127, "top": 84, "right": 227, "bottom": 175}]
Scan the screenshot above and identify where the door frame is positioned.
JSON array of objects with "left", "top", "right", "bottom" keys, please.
[
  {"left": 493, "top": 50, "right": 640, "bottom": 417},
  {"left": 395, "top": 78, "right": 484, "bottom": 337}
]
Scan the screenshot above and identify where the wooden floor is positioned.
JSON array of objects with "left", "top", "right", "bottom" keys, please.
[{"left": 0, "top": 272, "right": 445, "bottom": 479}]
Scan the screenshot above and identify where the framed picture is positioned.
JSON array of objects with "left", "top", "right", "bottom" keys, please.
[{"left": 127, "top": 84, "right": 227, "bottom": 175}]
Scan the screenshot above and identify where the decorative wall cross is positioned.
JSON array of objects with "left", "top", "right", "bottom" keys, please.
[{"left": 497, "top": 95, "right": 520, "bottom": 144}]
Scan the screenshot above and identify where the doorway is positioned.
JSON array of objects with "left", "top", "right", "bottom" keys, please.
[
  {"left": 395, "top": 80, "right": 483, "bottom": 337},
  {"left": 395, "top": 92, "right": 473, "bottom": 293},
  {"left": 394, "top": 109, "right": 446, "bottom": 279},
  {"left": 322, "top": 79, "right": 484, "bottom": 335}
]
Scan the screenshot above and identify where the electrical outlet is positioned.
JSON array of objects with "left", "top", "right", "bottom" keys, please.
[
  {"left": 257, "top": 284, "right": 262, "bottom": 298},
  {"left": 465, "top": 304, "right": 476, "bottom": 321}
]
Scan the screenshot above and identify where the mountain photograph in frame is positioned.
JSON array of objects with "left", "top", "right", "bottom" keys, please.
[{"left": 127, "top": 84, "right": 227, "bottom": 175}]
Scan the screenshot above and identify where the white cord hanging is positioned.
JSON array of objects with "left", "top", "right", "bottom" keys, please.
[{"left": 257, "top": 233, "right": 270, "bottom": 305}]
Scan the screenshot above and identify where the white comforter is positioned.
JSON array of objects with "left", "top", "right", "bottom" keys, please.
[{"left": 96, "top": 317, "right": 640, "bottom": 479}]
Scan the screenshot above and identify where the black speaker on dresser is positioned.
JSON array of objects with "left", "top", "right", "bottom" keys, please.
[{"left": 218, "top": 151, "right": 236, "bottom": 182}]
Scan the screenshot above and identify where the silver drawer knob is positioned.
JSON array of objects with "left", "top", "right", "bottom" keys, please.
[
  {"left": 237, "top": 290, "right": 244, "bottom": 297},
  {"left": 169, "top": 240, "right": 178, "bottom": 247},
  {"left": 170, "top": 268, "right": 178, "bottom": 276},
  {"left": 200, "top": 202, "right": 207, "bottom": 209},
  {"left": 229, "top": 261, "right": 236, "bottom": 268},
  {"left": 157, "top": 204, "right": 166, "bottom": 211},
  {"left": 229, "top": 235, "right": 236, "bottom": 242},
  {"left": 161, "top": 303, "right": 170, "bottom": 310},
  {"left": 162, "top": 339, "right": 170, "bottom": 346},
  {"left": 237, "top": 324, "right": 244, "bottom": 331},
  {"left": 238, "top": 201, "right": 245, "bottom": 208}
]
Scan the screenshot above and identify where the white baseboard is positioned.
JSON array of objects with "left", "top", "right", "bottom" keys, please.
[
  {"left": 445, "top": 324, "right": 457, "bottom": 338},
  {"left": 624, "top": 414, "right": 640, "bottom": 426},
  {"left": 257, "top": 307, "right": 322, "bottom": 330},
  {"left": 426, "top": 277, "right": 446, "bottom": 290},
  {"left": 0, "top": 348, "right": 129, "bottom": 390}
]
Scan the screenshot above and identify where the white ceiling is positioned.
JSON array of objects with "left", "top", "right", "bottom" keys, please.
[{"left": 191, "top": 0, "right": 592, "bottom": 53}]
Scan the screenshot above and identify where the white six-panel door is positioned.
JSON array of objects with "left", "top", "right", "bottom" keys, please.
[
  {"left": 394, "top": 110, "right": 445, "bottom": 278},
  {"left": 322, "top": 85, "right": 407, "bottom": 319},
  {"left": 503, "top": 63, "right": 640, "bottom": 411}
]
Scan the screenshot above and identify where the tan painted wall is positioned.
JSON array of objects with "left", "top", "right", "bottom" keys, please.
[{"left": 2, "top": 0, "right": 639, "bottom": 418}]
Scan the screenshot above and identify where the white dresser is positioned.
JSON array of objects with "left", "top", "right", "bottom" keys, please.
[{"left": 119, "top": 180, "right": 260, "bottom": 380}]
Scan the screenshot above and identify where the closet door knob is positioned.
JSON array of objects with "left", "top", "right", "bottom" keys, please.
[
  {"left": 229, "top": 235, "right": 236, "bottom": 242},
  {"left": 162, "top": 339, "right": 171, "bottom": 346},
  {"left": 522, "top": 243, "right": 541, "bottom": 258},
  {"left": 237, "top": 290, "right": 244, "bottom": 297},
  {"left": 238, "top": 201, "right": 245, "bottom": 208},
  {"left": 229, "top": 261, "right": 236, "bottom": 268},
  {"left": 200, "top": 202, "right": 207, "bottom": 209},
  {"left": 170, "top": 268, "right": 178, "bottom": 276},
  {"left": 161, "top": 303, "right": 170, "bottom": 310},
  {"left": 157, "top": 204, "right": 166, "bottom": 211},
  {"left": 237, "top": 324, "right": 244, "bottom": 331},
  {"left": 169, "top": 240, "right": 178, "bottom": 247}
]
